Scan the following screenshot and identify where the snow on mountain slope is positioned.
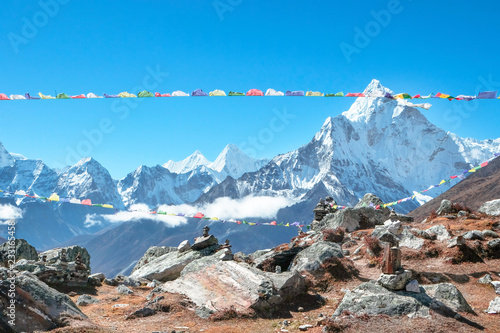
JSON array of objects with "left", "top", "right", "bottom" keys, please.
[
  {"left": 198, "top": 79, "right": 500, "bottom": 221},
  {"left": 0, "top": 142, "right": 14, "bottom": 168},
  {"left": 209, "top": 144, "right": 269, "bottom": 180},
  {"left": 118, "top": 164, "right": 219, "bottom": 207},
  {"left": 163, "top": 150, "right": 211, "bottom": 174},
  {"left": 55, "top": 157, "right": 124, "bottom": 209}
]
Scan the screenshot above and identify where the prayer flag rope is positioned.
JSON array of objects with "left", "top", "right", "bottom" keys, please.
[
  {"left": 1, "top": 154, "right": 499, "bottom": 228},
  {"left": 0, "top": 89, "right": 498, "bottom": 101}
]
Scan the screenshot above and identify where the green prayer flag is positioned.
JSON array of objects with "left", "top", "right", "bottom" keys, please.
[
  {"left": 334, "top": 92, "right": 344, "bottom": 97},
  {"left": 56, "top": 93, "right": 70, "bottom": 99},
  {"left": 138, "top": 90, "right": 154, "bottom": 97},
  {"left": 228, "top": 91, "right": 245, "bottom": 96}
]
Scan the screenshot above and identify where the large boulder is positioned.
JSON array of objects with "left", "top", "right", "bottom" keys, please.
[
  {"left": 479, "top": 199, "right": 500, "bottom": 216},
  {"left": 436, "top": 199, "right": 453, "bottom": 215},
  {"left": 289, "top": 241, "right": 343, "bottom": 273},
  {"left": 377, "top": 270, "right": 413, "bottom": 291},
  {"left": 333, "top": 281, "right": 473, "bottom": 318},
  {"left": 0, "top": 268, "right": 87, "bottom": 332},
  {"left": 422, "top": 283, "right": 474, "bottom": 313},
  {"left": 162, "top": 254, "right": 305, "bottom": 316},
  {"left": 40, "top": 245, "right": 91, "bottom": 267},
  {"left": 314, "top": 194, "right": 390, "bottom": 232},
  {"left": 0, "top": 239, "right": 38, "bottom": 266},
  {"left": 487, "top": 297, "right": 500, "bottom": 314},
  {"left": 132, "top": 246, "right": 177, "bottom": 273},
  {"left": 253, "top": 246, "right": 303, "bottom": 272},
  {"left": 130, "top": 250, "right": 202, "bottom": 282}
]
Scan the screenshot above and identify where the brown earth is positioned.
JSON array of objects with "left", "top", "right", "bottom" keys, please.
[
  {"left": 39, "top": 215, "right": 500, "bottom": 333},
  {"left": 409, "top": 156, "right": 500, "bottom": 223}
]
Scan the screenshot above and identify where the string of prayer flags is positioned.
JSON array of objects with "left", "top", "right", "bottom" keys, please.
[{"left": 1, "top": 89, "right": 498, "bottom": 101}]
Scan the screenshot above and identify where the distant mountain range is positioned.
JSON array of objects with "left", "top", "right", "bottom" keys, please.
[
  {"left": 409, "top": 155, "right": 500, "bottom": 222},
  {"left": 1, "top": 79, "right": 499, "bottom": 276}
]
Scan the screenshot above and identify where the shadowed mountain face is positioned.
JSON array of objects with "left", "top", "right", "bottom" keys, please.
[{"left": 409, "top": 156, "right": 500, "bottom": 222}]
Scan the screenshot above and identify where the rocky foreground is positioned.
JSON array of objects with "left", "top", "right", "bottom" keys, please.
[{"left": 1, "top": 195, "right": 500, "bottom": 332}]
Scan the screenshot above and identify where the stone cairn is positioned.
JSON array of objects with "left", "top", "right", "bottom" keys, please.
[
  {"left": 377, "top": 210, "right": 413, "bottom": 291},
  {"left": 190, "top": 225, "right": 220, "bottom": 254},
  {"left": 313, "top": 196, "right": 338, "bottom": 223}
]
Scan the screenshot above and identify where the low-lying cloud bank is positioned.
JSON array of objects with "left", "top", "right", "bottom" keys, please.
[
  {"left": 0, "top": 204, "right": 23, "bottom": 223},
  {"left": 90, "top": 195, "right": 296, "bottom": 226}
]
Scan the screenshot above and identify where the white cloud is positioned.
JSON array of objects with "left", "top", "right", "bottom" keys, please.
[
  {"left": 100, "top": 203, "right": 188, "bottom": 227},
  {"left": 201, "top": 195, "right": 295, "bottom": 220},
  {"left": 0, "top": 204, "right": 23, "bottom": 223},
  {"left": 95, "top": 195, "right": 295, "bottom": 226}
]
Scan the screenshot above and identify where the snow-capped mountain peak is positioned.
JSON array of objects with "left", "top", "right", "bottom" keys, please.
[
  {"left": 363, "top": 78, "right": 393, "bottom": 96},
  {"left": 163, "top": 150, "right": 211, "bottom": 174},
  {"left": 208, "top": 144, "right": 268, "bottom": 179},
  {"left": 0, "top": 141, "right": 15, "bottom": 168}
]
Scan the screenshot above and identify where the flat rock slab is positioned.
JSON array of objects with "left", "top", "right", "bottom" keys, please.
[
  {"left": 333, "top": 281, "right": 474, "bottom": 318},
  {"left": 130, "top": 250, "right": 202, "bottom": 282},
  {"left": 289, "top": 241, "right": 343, "bottom": 273},
  {"left": 162, "top": 258, "right": 304, "bottom": 315}
]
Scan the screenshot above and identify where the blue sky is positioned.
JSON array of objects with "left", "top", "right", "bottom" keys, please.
[{"left": 1, "top": 0, "right": 499, "bottom": 179}]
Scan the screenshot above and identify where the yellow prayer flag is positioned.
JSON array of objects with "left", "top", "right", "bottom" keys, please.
[
  {"left": 48, "top": 193, "right": 59, "bottom": 201},
  {"left": 469, "top": 168, "right": 476, "bottom": 173},
  {"left": 102, "top": 204, "right": 113, "bottom": 209},
  {"left": 285, "top": 223, "right": 290, "bottom": 227},
  {"left": 439, "top": 180, "right": 446, "bottom": 185},
  {"left": 249, "top": 223, "right": 256, "bottom": 226}
]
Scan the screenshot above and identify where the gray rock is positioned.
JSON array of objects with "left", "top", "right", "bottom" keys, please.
[
  {"left": 125, "top": 306, "right": 155, "bottom": 320},
  {"left": 219, "top": 248, "right": 233, "bottom": 261},
  {"left": 13, "top": 258, "right": 38, "bottom": 272},
  {"left": 289, "top": 241, "right": 343, "bottom": 273},
  {"left": 482, "top": 230, "right": 499, "bottom": 238},
  {"left": 377, "top": 270, "right": 413, "bottom": 291},
  {"left": 487, "top": 238, "right": 500, "bottom": 250},
  {"left": 406, "top": 279, "right": 421, "bottom": 293},
  {"left": 457, "top": 210, "right": 467, "bottom": 217},
  {"left": 104, "top": 278, "right": 119, "bottom": 286},
  {"left": 89, "top": 272, "right": 105, "bottom": 282},
  {"left": 463, "top": 230, "right": 484, "bottom": 240},
  {"left": 479, "top": 198, "right": 500, "bottom": 216},
  {"left": 319, "top": 206, "right": 390, "bottom": 232},
  {"left": 263, "top": 271, "right": 306, "bottom": 301},
  {"left": 383, "top": 220, "right": 403, "bottom": 235},
  {"left": 354, "top": 193, "right": 385, "bottom": 209},
  {"left": 436, "top": 199, "right": 453, "bottom": 215},
  {"left": 116, "top": 284, "right": 134, "bottom": 295},
  {"left": 333, "top": 281, "right": 473, "bottom": 318},
  {"left": 299, "top": 324, "right": 313, "bottom": 331},
  {"left": 425, "top": 224, "right": 451, "bottom": 241},
  {"left": 448, "top": 236, "right": 466, "bottom": 248},
  {"left": 122, "top": 276, "right": 141, "bottom": 287},
  {"left": 492, "top": 281, "right": 500, "bottom": 295},
  {"left": 478, "top": 274, "right": 493, "bottom": 284},
  {"left": 40, "top": 245, "right": 91, "bottom": 267},
  {"left": 130, "top": 250, "right": 202, "bottom": 282},
  {"left": 253, "top": 246, "right": 303, "bottom": 272},
  {"left": 333, "top": 281, "right": 432, "bottom": 317},
  {"left": 487, "top": 296, "right": 500, "bottom": 314},
  {"left": 178, "top": 240, "right": 191, "bottom": 253},
  {"left": 162, "top": 256, "right": 304, "bottom": 316},
  {"left": 0, "top": 268, "right": 86, "bottom": 332},
  {"left": 191, "top": 235, "right": 218, "bottom": 251},
  {"left": 77, "top": 294, "right": 100, "bottom": 306},
  {"left": 132, "top": 246, "right": 178, "bottom": 273},
  {"left": 422, "top": 283, "right": 474, "bottom": 313},
  {"left": 0, "top": 239, "right": 38, "bottom": 265},
  {"left": 398, "top": 228, "right": 425, "bottom": 250}
]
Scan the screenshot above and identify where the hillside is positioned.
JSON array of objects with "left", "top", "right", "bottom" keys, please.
[{"left": 409, "top": 156, "right": 500, "bottom": 222}]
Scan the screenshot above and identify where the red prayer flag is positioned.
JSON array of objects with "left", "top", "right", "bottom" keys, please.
[
  {"left": 413, "top": 94, "right": 421, "bottom": 99},
  {"left": 0, "top": 93, "right": 11, "bottom": 100},
  {"left": 81, "top": 199, "right": 92, "bottom": 206},
  {"left": 346, "top": 92, "right": 365, "bottom": 97},
  {"left": 71, "top": 94, "right": 86, "bottom": 99},
  {"left": 193, "top": 212, "right": 204, "bottom": 219},
  {"left": 246, "top": 89, "right": 264, "bottom": 96},
  {"left": 480, "top": 161, "right": 488, "bottom": 168},
  {"left": 375, "top": 205, "right": 380, "bottom": 210},
  {"left": 270, "top": 221, "right": 277, "bottom": 225},
  {"left": 450, "top": 175, "right": 458, "bottom": 179}
]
